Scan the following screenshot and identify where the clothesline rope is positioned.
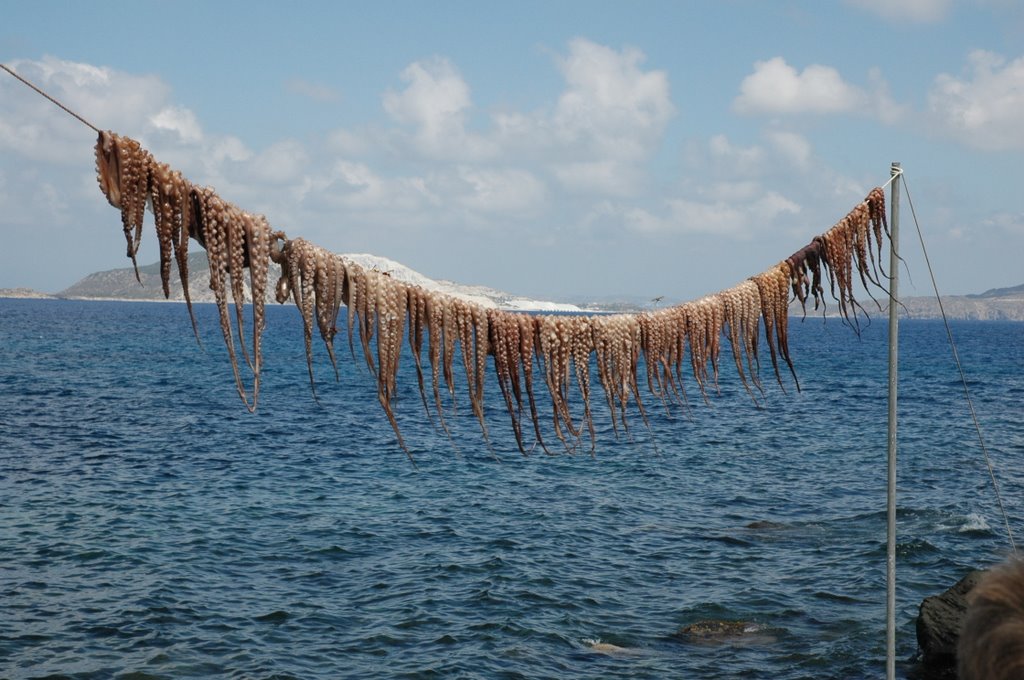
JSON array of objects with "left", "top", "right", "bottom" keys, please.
[
  {"left": 5, "top": 59, "right": 895, "bottom": 459},
  {"left": 1, "top": 63, "right": 100, "bottom": 133}
]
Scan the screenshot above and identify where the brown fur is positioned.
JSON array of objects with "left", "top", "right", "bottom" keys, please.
[{"left": 958, "top": 559, "right": 1024, "bottom": 680}]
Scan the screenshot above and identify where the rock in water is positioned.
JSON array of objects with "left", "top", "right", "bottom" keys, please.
[
  {"left": 917, "top": 570, "right": 985, "bottom": 669},
  {"left": 675, "top": 620, "right": 751, "bottom": 640},
  {"left": 586, "top": 641, "right": 637, "bottom": 655}
]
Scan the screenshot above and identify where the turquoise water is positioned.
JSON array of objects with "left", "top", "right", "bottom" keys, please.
[{"left": 1, "top": 298, "right": 1021, "bottom": 679}]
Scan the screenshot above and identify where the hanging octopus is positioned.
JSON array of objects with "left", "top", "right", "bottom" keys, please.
[
  {"left": 94, "top": 131, "right": 153, "bottom": 282},
  {"left": 94, "top": 131, "right": 892, "bottom": 456},
  {"left": 148, "top": 161, "right": 201, "bottom": 340}
]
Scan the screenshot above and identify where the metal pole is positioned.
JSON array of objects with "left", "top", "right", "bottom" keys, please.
[{"left": 886, "top": 162, "right": 901, "bottom": 680}]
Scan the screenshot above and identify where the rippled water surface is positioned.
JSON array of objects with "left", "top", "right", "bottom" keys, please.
[{"left": 1, "top": 299, "right": 1022, "bottom": 679}]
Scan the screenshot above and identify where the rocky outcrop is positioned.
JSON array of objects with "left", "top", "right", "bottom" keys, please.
[
  {"left": 55, "top": 252, "right": 582, "bottom": 312},
  {"left": 916, "top": 570, "right": 985, "bottom": 673},
  {"left": 674, "top": 620, "right": 752, "bottom": 640},
  {"left": 0, "top": 287, "right": 54, "bottom": 299}
]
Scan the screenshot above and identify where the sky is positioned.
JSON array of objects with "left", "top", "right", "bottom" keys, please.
[{"left": 2, "top": 0, "right": 1023, "bottom": 303}]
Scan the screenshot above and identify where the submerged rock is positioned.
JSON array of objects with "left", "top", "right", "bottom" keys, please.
[
  {"left": 674, "top": 619, "right": 752, "bottom": 640},
  {"left": 745, "top": 520, "right": 786, "bottom": 530},
  {"left": 916, "top": 570, "right": 985, "bottom": 672},
  {"left": 586, "top": 640, "right": 638, "bottom": 655}
]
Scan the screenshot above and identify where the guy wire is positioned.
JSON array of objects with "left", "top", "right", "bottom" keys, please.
[{"left": 901, "top": 175, "right": 1017, "bottom": 556}]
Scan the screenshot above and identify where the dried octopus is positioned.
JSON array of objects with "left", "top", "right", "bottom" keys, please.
[
  {"left": 95, "top": 131, "right": 279, "bottom": 412},
  {"left": 95, "top": 131, "right": 891, "bottom": 457},
  {"left": 95, "top": 131, "right": 151, "bottom": 282}
]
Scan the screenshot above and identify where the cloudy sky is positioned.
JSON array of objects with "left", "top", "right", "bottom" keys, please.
[{"left": 2, "top": 0, "right": 1023, "bottom": 302}]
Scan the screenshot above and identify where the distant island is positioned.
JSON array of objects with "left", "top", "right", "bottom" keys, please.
[
  {"left": 0, "top": 253, "right": 583, "bottom": 314},
  {"left": 2, "top": 255, "right": 1023, "bottom": 320}
]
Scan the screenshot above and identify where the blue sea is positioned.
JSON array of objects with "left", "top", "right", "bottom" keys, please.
[{"left": 1, "top": 298, "right": 1021, "bottom": 679}]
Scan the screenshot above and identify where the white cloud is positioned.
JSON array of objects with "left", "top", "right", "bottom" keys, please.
[
  {"left": 0, "top": 169, "right": 71, "bottom": 226},
  {"left": 456, "top": 167, "right": 546, "bottom": 215},
  {"left": 331, "top": 160, "right": 386, "bottom": 207},
  {"left": 480, "top": 38, "right": 675, "bottom": 197},
  {"left": 0, "top": 55, "right": 275, "bottom": 204},
  {"left": 734, "top": 57, "right": 867, "bottom": 115},
  {"left": 734, "top": 57, "right": 906, "bottom": 123},
  {"left": 213, "top": 136, "right": 253, "bottom": 163},
  {"left": 765, "top": 131, "right": 813, "bottom": 169},
  {"left": 384, "top": 58, "right": 470, "bottom": 127},
  {"left": 327, "top": 128, "right": 375, "bottom": 156},
  {"left": 244, "top": 140, "right": 309, "bottom": 184},
  {"left": 667, "top": 192, "right": 800, "bottom": 236},
  {"left": 552, "top": 160, "right": 641, "bottom": 196},
  {"left": 315, "top": 160, "right": 441, "bottom": 217},
  {"left": 369, "top": 39, "right": 674, "bottom": 198},
  {"left": 982, "top": 210, "right": 1024, "bottom": 236},
  {"left": 672, "top": 131, "right": 874, "bottom": 242},
  {"left": 552, "top": 38, "right": 675, "bottom": 161},
  {"left": 286, "top": 77, "right": 341, "bottom": 103},
  {"left": 382, "top": 57, "right": 496, "bottom": 160},
  {"left": 0, "top": 48, "right": 890, "bottom": 299},
  {"left": 699, "top": 131, "right": 817, "bottom": 178},
  {"left": 0, "top": 56, "right": 169, "bottom": 166},
  {"left": 928, "top": 50, "right": 1024, "bottom": 150},
  {"left": 845, "top": 0, "right": 952, "bottom": 23},
  {"left": 701, "top": 180, "right": 770, "bottom": 204},
  {"left": 610, "top": 188, "right": 801, "bottom": 237},
  {"left": 865, "top": 67, "right": 906, "bottom": 124},
  {"left": 708, "top": 135, "right": 767, "bottom": 176},
  {"left": 149, "top": 106, "right": 203, "bottom": 144}
]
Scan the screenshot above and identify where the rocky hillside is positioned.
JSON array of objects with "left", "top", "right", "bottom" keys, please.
[
  {"left": 4, "top": 256, "right": 1022, "bottom": 320},
  {"left": 883, "top": 283, "right": 1024, "bottom": 321},
  {"left": 55, "top": 253, "right": 582, "bottom": 313}
]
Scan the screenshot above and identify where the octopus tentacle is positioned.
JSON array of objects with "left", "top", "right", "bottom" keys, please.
[
  {"left": 519, "top": 314, "right": 549, "bottom": 454},
  {"left": 538, "top": 316, "right": 573, "bottom": 451},
  {"left": 284, "top": 238, "right": 319, "bottom": 400},
  {"left": 685, "top": 301, "right": 712, "bottom": 402},
  {"left": 737, "top": 280, "right": 764, "bottom": 396},
  {"left": 569, "top": 316, "right": 597, "bottom": 454},
  {"left": 449, "top": 299, "right": 490, "bottom": 446},
  {"left": 375, "top": 274, "right": 411, "bottom": 459},
  {"left": 867, "top": 187, "right": 890, "bottom": 278},
  {"left": 440, "top": 295, "right": 458, "bottom": 410},
  {"left": 195, "top": 186, "right": 256, "bottom": 410},
  {"left": 170, "top": 170, "right": 201, "bottom": 342},
  {"left": 500, "top": 313, "right": 527, "bottom": 443},
  {"left": 343, "top": 258, "right": 360, "bottom": 363},
  {"left": 225, "top": 203, "right": 254, "bottom": 374},
  {"left": 94, "top": 131, "right": 122, "bottom": 209},
  {"left": 243, "top": 213, "right": 272, "bottom": 408},
  {"left": 327, "top": 252, "right": 346, "bottom": 376},
  {"left": 111, "top": 134, "right": 152, "bottom": 282},
  {"left": 489, "top": 310, "right": 520, "bottom": 451},
  {"left": 639, "top": 314, "right": 662, "bottom": 407},
  {"left": 148, "top": 161, "right": 176, "bottom": 300},
  {"left": 663, "top": 306, "right": 693, "bottom": 418},
  {"left": 472, "top": 305, "right": 490, "bottom": 435},
  {"left": 356, "top": 262, "right": 379, "bottom": 377},
  {"left": 752, "top": 262, "right": 799, "bottom": 391},
  {"left": 424, "top": 291, "right": 447, "bottom": 425},
  {"left": 706, "top": 294, "right": 726, "bottom": 394},
  {"left": 312, "top": 245, "right": 341, "bottom": 382},
  {"left": 496, "top": 310, "right": 535, "bottom": 454},
  {"left": 91, "top": 132, "right": 894, "bottom": 457},
  {"left": 407, "top": 285, "right": 433, "bottom": 421},
  {"left": 721, "top": 285, "right": 758, "bottom": 404}
]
